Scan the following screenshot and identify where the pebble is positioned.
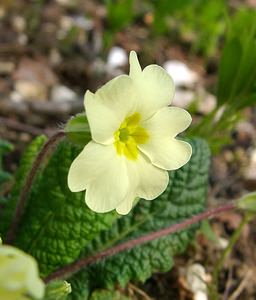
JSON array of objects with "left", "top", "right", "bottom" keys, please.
[
  {"left": 12, "top": 15, "right": 26, "bottom": 32},
  {"left": 15, "top": 80, "right": 47, "bottom": 101},
  {"left": 235, "top": 121, "right": 255, "bottom": 147},
  {"left": 0, "top": 62, "right": 15, "bottom": 75},
  {"left": 215, "top": 236, "right": 229, "bottom": 250},
  {"left": 244, "top": 149, "right": 256, "bottom": 189},
  {"left": 14, "top": 57, "right": 57, "bottom": 87},
  {"left": 72, "top": 15, "right": 93, "bottom": 30},
  {"left": 172, "top": 90, "right": 194, "bottom": 108},
  {"left": 51, "top": 85, "right": 78, "bottom": 103},
  {"left": 107, "top": 47, "right": 128, "bottom": 71},
  {"left": 198, "top": 92, "right": 216, "bottom": 114},
  {"left": 163, "top": 60, "right": 199, "bottom": 87},
  {"left": 186, "top": 264, "right": 208, "bottom": 300},
  {"left": 55, "top": 0, "right": 78, "bottom": 6}
]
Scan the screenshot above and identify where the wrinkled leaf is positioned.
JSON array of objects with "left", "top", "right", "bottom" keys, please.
[
  {"left": 0, "top": 135, "right": 47, "bottom": 236},
  {"left": 9, "top": 140, "right": 118, "bottom": 276},
  {"left": 69, "top": 138, "right": 210, "bottom": 298}
]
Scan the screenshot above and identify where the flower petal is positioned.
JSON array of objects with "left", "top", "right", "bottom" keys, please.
[
  {"left": 138, "top": 65, "right": 174, "bottom": 118},
  {"left": 69, "top": 142, "right": 130, "bottom": 213},
  {"left": 126, "top": 154, "right": 169, "bottom": 200},
  {"left": 139, "top": 138, "right": 192, "bottom": 170},
  {"left": 141, "top": 106, "right": 192, "bottom": 138},
  {"left": 128, "top": 52, "right": 175, "bottom": 119},
  {"left": 68, "top": 141, "right": 96, "bottom": 192},
  {"left": 68, "top": 141, "right": 129, "bottom": 197},
  {"left": 85, "top": 75, "right": 137, "bottom": 144},
  {"left": 116, "top": 193, "right": 136, "bottom": 215},
  {"left": 136, "top": 155, "right": 169, "bottom": 199},
  {"left": 129, "top": 50, "right": 142, "bottom": 79}
]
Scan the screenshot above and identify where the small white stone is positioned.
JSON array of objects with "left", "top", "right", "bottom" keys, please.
[
  {"left": 51, "top": 85, "right": 77, "bottom": 102},
  {"left": 60, "top": 15, "right": 73, "bottom": 31},
  {"left": 195, "top": 291, "right": 208, "bottom": 300},
  {"left": 10, "top": 91, "right": 23, "bottom": 102},
  {"left": 186, "top": 264, "right": 208, "bottom": 300},
  {"left": 0, "top": 62, "right": 15, "bottom": 75},
  {"left": 173, "top": 90, "right": 195, "bottom": 108},
  {"left": 15, "top": 80, "right": 47, "bottom": 101},
  {"left": 0, "top": 6, "right": 5, "bottom": 19},
  {"left": 107, "top": 47, "right": 128, "bottom": 70},
  {"left": 163, "top": 60, "right": 199, "bottom": 87},
  {"left": 73, "top": 15, "right": 93, "bottom": 30},
  {"left": 17, "top": 34, "right": 28, "bottom": 45},
  {"left": 215, "top": 237, "right": 229, "bottom": 250},
  {"left": 245, "top": 149, "right": 256, "bottom": 180},
  {"left": 55, "top": 0, "right": 76, "bottom": 6},
  {"left": 198, "top": 90, "right": 216, "bottom": 114},
  {"left": 12, "top": 15, "right": 26, "bottom": 32},
  {"left": 49, "top": 48, "right": 62, "bottom": 66}
]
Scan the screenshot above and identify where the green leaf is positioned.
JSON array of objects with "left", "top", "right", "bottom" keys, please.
[
  {"left": 11, "top": 140, "right": 118, "bottom": 277},
  {"left": 217, "top": 9, "right": 256, "bottom": 109},
  {"left": 90, "top": 289, "right": 131, "bottom": 300},
  {"left": 217, "top": 38, "right": 242, "bottom": 106},
  {"left": 106, "top": 0, "right": 134, "bottom": 32},
  {"left": 0, "top": 135, "right": 47, "bottom": 237},
  {"left": 44, "top": 280, "right": 72, "bottom": 300},
  {"left": 67, "top": 271, "right": 90, "bottom": 300},
  {"left": 0, "top": 139, "right": 14, "bottom": 186},
  {"left": 2, "top": 136, "right": 209, "bottom": 300},
  {"left": 237, "top": 192, "right": 256, "bottom": 213},
  {"left": 69, "top": 138, "right": 210, "bottom": 298},
  {"left": 0, "top": 139, "right": 14, "bottom": 157},
  {"left": 200, "top": 220, "right": 218, "bottom": 242}
]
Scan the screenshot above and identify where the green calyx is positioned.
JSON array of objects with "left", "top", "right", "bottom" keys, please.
[
  {"left": 236, "top": 192, "right": 256, "bottom": 213},
  {"left": 65, "top": 113, "right": 91, "bottom": 146}
]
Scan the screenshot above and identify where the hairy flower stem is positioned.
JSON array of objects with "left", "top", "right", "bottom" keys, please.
[
  {"left": 6, "top": 131, "right": 66, "bottom": 244},
  {"left": 211, "top": 212, "right": 253, "bottom": 300},
  {"left": 45, "top": 202, "right": 236, "bottom": 283}
]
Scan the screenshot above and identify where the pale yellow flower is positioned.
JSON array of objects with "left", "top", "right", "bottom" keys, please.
[
  {"left": 0, "top": 245, "right": 45, "bottom": 300},
  {"left": 68, "top": 51, "right": 192, "bottom": 214}
]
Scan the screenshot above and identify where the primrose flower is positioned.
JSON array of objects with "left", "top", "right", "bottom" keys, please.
[
  {"left": 0, "top": 245, "right": 45, "bottom": 300},
  {"left": 68, "top": 51, "right": 192, "bottom": 215}
]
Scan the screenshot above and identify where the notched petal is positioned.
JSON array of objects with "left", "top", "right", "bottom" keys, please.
[
  {"left": 85, "top": 75, "right": 137, "bottom": 144},
  {"left": 142, "top": 106, "right": 192, "bottom": 138},
  {"left": 139, "top": 139, "right": 192, "bottom": 171},
  {"left": 116, "top": 194, "right": 136, "bottom": 215},
  {"left": 67, "top": 148, "right": 88, "bottom": 192},
  {"left": 129, "top": 51, "right": 142, "bottom": 79},
  {"left": 133, "top": 64, "right": 175, "bottom": 119}
]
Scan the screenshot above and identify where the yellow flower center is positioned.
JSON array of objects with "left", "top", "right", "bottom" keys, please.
[{"left": 114, "top": 113, "right": 149, "bottom": 160}]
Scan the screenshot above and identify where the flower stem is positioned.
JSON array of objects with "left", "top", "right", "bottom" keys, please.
[
  {"left": 44, "top": 201, "right": 236, "bottom": 283},
  {"left": 211, "top": 212, "right": 253, "bottom": 299},
  {"left": 6, "top": 131, "right": 66, "bottom": 244}
]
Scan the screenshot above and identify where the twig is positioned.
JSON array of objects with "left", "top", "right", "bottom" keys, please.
[
  {"left": 44, "top": 202, "right": 236, "bottom": 283},
  {"left": 0, "top": 116, "right": 53, "bottom": 136},
  {"left": 128, "top": 283, "right": 153, "bottom": 300},
  {"left": 223, "top": 267, "right": 233, "bottom": 300},
  {"left": 212, "top": 213, "right": 252, "bottom": 287},
  {"left": 6, "top": 131, "right": 66, "bottom": 244},
  {"left": 229, "top": 270, "right": 253, "bottom": 300}
]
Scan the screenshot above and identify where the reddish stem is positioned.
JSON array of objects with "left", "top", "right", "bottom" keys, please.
[
  {"left": 45, "top": 202, "right": 235, "bottom": 283},
  {"left": 6, "top": 131, "right": 66, "bottom": 244}
]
